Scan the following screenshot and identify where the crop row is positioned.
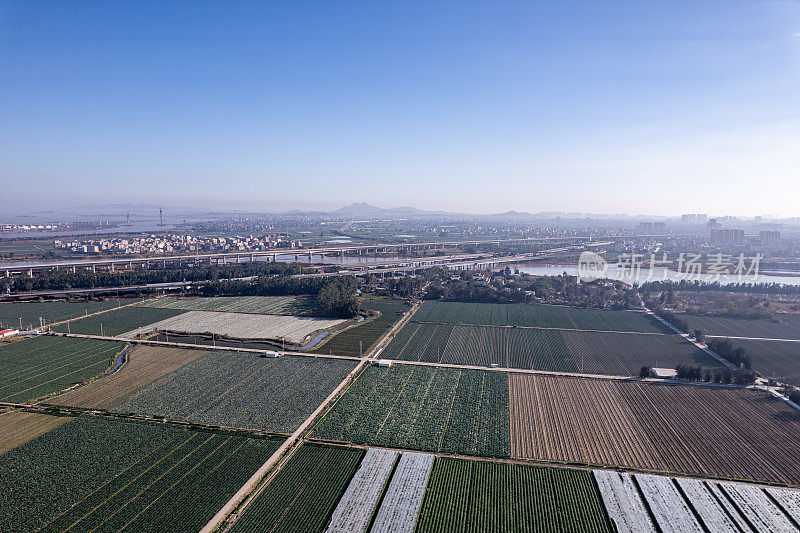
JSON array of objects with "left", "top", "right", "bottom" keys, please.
[
  {"left": 314, "top": 365, "right": 510, "bottom": 458},
  {"left": 230, "top": 443, "right": 365, "bottom": 533},
  {"left": 0, "top": 336, "right": 125, "bottom": 402},
  {"left": 416, "top": 457, "right": 611, "bottom": 532},
  {"left": 52, "top": 306, "right": 186, "bottom": 337},
  {"left": 412, "top": 300, "right": 668, "bottom": 333},
  {"left": 680, "top": 313, "right": 800, "bottom": 340},
  {"left": 383, "top": 321, "right": 717, "bottom": 375},
  {"left": 139, "top": 295, "right": 315, "bottom": 315},
  {"left": 509, "top": 373, "right": 800, "bottom": 485},
  {"left": 702, "top": 337, "right": 800, "bottom": 386},
  {"left": 0, "top": 298, "right": 142, "bottom": 330},
  {"left": 595, "top": 469, "right": 800, "bottom": 533},
  {"left": 119, "top": 310, "right": 345, "bottom": 344},
  {"left": 0, "top": 415, "right": 281, "bottom": 533},
  {"left": 115, "top": 351, "right": 356, "bottom": 433}
]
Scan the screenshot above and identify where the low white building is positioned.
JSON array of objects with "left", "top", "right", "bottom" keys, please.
[
  {"left": 651, "top": 367, "right": 677, "bottom": 379},
  {"left": 0, "top": 329, "right": 20, "bottom": 339}
]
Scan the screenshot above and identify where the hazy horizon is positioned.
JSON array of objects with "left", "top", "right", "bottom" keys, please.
[{"left": 2, "top": 1, "right": 799, "bottom": 216}]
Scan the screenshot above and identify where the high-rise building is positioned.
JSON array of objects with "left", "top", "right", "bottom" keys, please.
[{"left": 759, "top": 231, "right": 780, "bottom": 245}]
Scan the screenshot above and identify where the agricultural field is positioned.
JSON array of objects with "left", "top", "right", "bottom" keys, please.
[
  {"left": 0, "top": 415, "right": 281, "bottom": 533},
  {"left": 0, "top": 298, "right": 143, "bottom": 330},
  {"left": 53, "top": 345, "right": 209, "bottom": 409},
  {"left": 383, "top": 322, "right": 720, "bottom": 375},
  {"left": 230, "top": 444, "right": 365, "bottom": 533},
  {"left": 0, "top": 410, "right": 72, "bottom": 455},
  {"left": 371, "top": 452, "right": 434, "bottom": 533},
  {"left": 416, "top": 457, "right": 611, "bottom": 533},
  {"left": 116, "top": 351, "right": 356, "bottom": 433},
  {"left": 139, "top": 295, "right": 315, "bottom": 315},
  {"left": 310, "top": 298, "right": 410, "bottom": 357},
  {"left": 52, "top": 306, "right": 186, "bottom": 337},
  {"left": 509, "top": 373, "right": 800, "bottom": 485},
  {"left": 413, "top": 300, "right": 669, "bottom": 333},
  {"left": 680, "top": 313, "right": 800, "bottom": 340},
  {"left": 314, "top": 365, "right": 510, "bottom": 458},
  {"left": 326, "top": 448, "right": 399, "bottom": 532},
  {"left": 0, "top": 336, "right": 125, "bottom": 403},
  {"left": 119, "top": 310, "right": 346, "bottom": 344},
  {"left": 707, "top": 338, "right": 800, "bottom": 385}
]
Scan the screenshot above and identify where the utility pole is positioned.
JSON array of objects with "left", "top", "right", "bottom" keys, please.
[
  {"left": 67, "top": 321, "right": 70, "bottom": 334},
  {"left": 100, "top": 323, "right": 104, "bottom": 337},
  {"left": 359, "top": 341, "right": 363, "bottom": 358},
  {"left": 39, "top": 317, "right": 43, "bottom": 330}
]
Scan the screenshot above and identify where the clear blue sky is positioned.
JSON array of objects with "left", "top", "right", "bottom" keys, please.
[{"left": 1, "top": 1, "right": 799, "bottom": 215}]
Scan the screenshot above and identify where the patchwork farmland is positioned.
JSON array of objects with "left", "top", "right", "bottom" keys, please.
[
  {"left": 116, "top": 351, "right": 356, "bottom": 433},
  {"left": 0, "top": 298, "right": 143, "bottom": 330},
  {"left": 383, "top": 322, "right": 721, "bottom": 375},
  {"left": 413, "top": 300, "right": 670, "bottom": 333},
  {"left": 315, "top": 365, "right": 510, "bottom": 457},
  {"left": 0, "top": 416, "right": 281, "bottom": 533},
  {"left": 0, "top": 336, "right": 125, "bottom": 403},
  {"left": 0, "top": 410, "right": 71, "bottom": 455},
  {"left": 509, "top": 373, "right": 800, "bottom": 485},
  {"left": 119, "top": 310, "right": 345, "bottom": 344},
  {"left": 310, "top": 298, "right": 410, "bottom": 356},
  {"left": 705, "top": 337, "right": 800, "bottom": 385},
  {"left": 52, "top": 306, "right": 186, "bottom": 337},
  {"left": 53, "top": 345, "right": 209, "bottom": 409}
]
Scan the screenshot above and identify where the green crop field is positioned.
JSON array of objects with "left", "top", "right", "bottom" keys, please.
[
  {"left": 0, "top": 298, "right": 143, "bottom": 330},
  {"left": 710, "top": 338, "right": 800, "bottom": 385},
  {"left": 116, "top": 351, "right": 356, "bottom": 433},
  {"left": 314, "top": 365, "right": 510, "bottom": 458},
  {"left": 52, "top": 306, "right": 186, "bottom": 337},
  {"left": 383, "top": 322, "right": 720, "bottom": 376},
  {"left": 415, "top": 457, "right": 611, "bottom": 533},
  {"left": 680, "top": 313, "right": 800, "bottom": 340},
  {"left": 139, "top": 295, "right": 315, "bottom": 315},
  {"left": 414, "top": 301, "right": 669, "bottom": 333},
  {"left": 310, "top": 298, "right": 409, "bottom": 356},
  {"left": 0, "top": 415, "right": 282, "bottom": 533},
  {"left": 230, "top": 443, "right": 364, "bottom": 533},
  {"left": 0, "top": 336, "right": 124, "bottom": 403}
]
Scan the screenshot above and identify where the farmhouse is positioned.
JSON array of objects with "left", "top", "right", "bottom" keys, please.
[{"left": 651, "top": 367, "right": 678, "bottom": 379}]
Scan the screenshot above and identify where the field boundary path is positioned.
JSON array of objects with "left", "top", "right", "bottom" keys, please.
[
  {"left": 200, "top": 301, "right": 420, "bottom": 533},
  {"left": 645, "top": 309, "right": 734, "bottom": 368},
  {"left": 706, "top": 335, "right": 800, "bottom": 343}
]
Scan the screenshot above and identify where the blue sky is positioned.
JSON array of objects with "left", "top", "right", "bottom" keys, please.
[{"left": 1, "top": 1, "right": 799, "bottom": 215}]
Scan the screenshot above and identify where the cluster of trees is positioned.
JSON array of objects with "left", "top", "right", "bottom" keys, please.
[
  {"left": 641, "top": 279, "right": 800, "bottom": 296},
  {"left": 201, "top": 276, "right": 360, "bottom": 318},
  {"left": 706, "top": 338, "right": 752, "bottom": 369},
  {"left": 421, "top": 268, "right": 640, "bottom": 309},
  {"left": 675, "top": 363, "right": 757, "bottom": 385},
  {"left": 3, "top": 261, "right": 304, "bottom": 293},
  {"left": 788, "top": 388, "right": 800, "bottom": 405}
]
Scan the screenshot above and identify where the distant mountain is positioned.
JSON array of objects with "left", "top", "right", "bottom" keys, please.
[
  {"left": 333, "top": 203, "right": 451, "bottom": 216},
  {"left": 335, "top": 202, "right": 386, "bottom": 215}
]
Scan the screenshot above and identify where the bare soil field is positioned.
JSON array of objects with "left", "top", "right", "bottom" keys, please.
[
  {"left": 0, "top": 410, "right": 72, "bottom": 455},
  {"left": 509, "top": 374, "right": 800, "bottom": 486},
  {"left": 52, "top": 345, "right": 208, "bottom": 409}
]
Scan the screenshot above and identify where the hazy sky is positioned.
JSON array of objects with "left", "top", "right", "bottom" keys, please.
[{"left": 1, "top": 1, "right": 799, "bottom": 216}]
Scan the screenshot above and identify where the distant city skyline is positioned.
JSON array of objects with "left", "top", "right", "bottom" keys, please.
[{"left": 2, "top": 1, "right": 799, "bottom": 216}]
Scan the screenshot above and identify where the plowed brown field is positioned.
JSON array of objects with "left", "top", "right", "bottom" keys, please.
[{"left": 509, "top": 374, "right": 800, "bottom": 486}]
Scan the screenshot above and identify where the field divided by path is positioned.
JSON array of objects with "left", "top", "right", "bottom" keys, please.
[
  {"left": 0, "top": 298, "right": 143, "bottom": 330},
  {"left": 115, "top": 351, "right": 356, "bottom": 433},
  {"left": 383, "top": 322, "right": 721, "bottom": 375},
  {"left": 52, "top": 306, "right": 186, "bottom": 337},
  {"left": 53, "top": 345, "right": 209, "bottom": 409},
  {"left": 414, "top": 300, "right": 670, "bottom": 333},
  {"left": 0, "top": 416, "right": 282, "bottom": 533},
  {"left": 416, "top": 457, "right": 611, "bottom": 533},
  {"left": 0, "top": 336, "right": 125, "bottom": 403},
  {"left": 0, "top": 410, "right": 71, "bottom": 456},
  {"left": 704, "top": 337, "right": 800, "bottom": 386},
  {"left": 314, "top": 365, "right": 510, "bottom": 458},
  {"left": 509, "top": 373, "right": 800, "bottom": 486}
]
